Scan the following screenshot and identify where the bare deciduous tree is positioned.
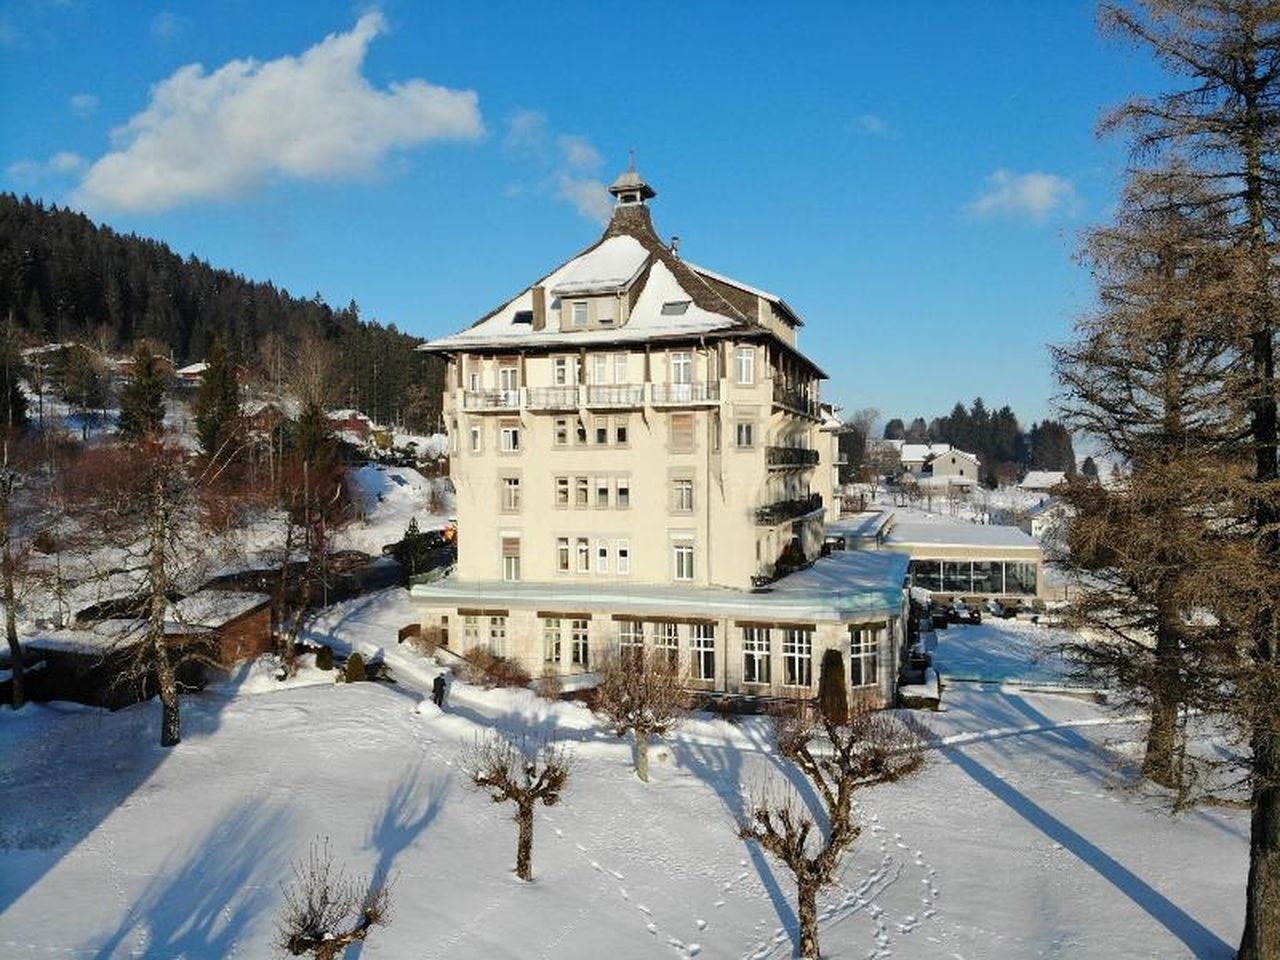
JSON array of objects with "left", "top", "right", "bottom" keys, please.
[
  {"left": 464, "top": 734, "right": 571, "bottom": 881},
  {"left": 739, "top": 697, "right": 930, "bottom": 958},
  {"left": 594, "top": 648, "right": 688, "bottom": 782},
  {"left": 277, "top": 837, "right": 392, "bottom": 960}
]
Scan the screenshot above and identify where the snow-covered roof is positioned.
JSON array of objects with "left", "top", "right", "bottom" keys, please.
[
  {"left": 827, "top": 511, "right": 894, "bottom": 542},
  {"left": 1020, "top": 470, "right": 1067, "bottom": 490},
  {"left": 412, "top": 551, "right": 907, "bottom": 623},
  {"left": 899, "top": 443, "right": 980, "bottom": 466},
  {"left": 885, "top": 520, "right": 1041, "bottom": 552},
  {"left": 176, "top": 361, "right": 208, "bottom": 376},
  {"left": 548, "top": 235, "right": 649, "bottom": 296},
  {"left": 168, "top": 590, "right": 271, "bottom": 628}
]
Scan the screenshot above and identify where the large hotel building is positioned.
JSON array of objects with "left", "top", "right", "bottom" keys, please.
[{"left": 411, "top": 167, "right": 908, "bottom": 704}]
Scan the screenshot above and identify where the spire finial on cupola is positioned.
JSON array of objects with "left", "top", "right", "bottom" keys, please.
[{"left": 608, "top": 153, "right": 656, "bottom": 207}]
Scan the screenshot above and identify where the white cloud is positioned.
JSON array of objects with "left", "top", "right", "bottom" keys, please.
[
  {"left": 7, "top": 151, "right": 84, "bottom": 183},
  {"left": 853, "top": 113, "right": 889, "bottom": 137},
  {"left": 150, "top": 10, "right": 185, "bottom": 40},
  {"left": 966, "top": 169, "right": 1078, "bottom": 221},
  {"left": 69, "top": 92, "right": 98, "bottom": 116},
  {"left": 74, "top": 11, "right": 484, "bottom": 213},
  {"left": 502, "top": 110, "right": 610, "bottom": 222}
]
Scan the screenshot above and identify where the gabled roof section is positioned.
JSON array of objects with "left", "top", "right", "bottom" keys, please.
[
  {"left": 548, "top": 235, "right": 649, "bottom": 297},
  {"left": 686, "top": 261, "right": 805, "bottom": 327}
]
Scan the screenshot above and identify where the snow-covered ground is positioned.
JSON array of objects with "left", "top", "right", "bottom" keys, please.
[
  {"left": 930, "top": 618, "right": 1079, "bottom": 685},
  {"left": 0, "top": 591, "right": 1247, "bottom": 959},
  {"left": 337, "top": 464, "right": 453, "bottom": 556}
]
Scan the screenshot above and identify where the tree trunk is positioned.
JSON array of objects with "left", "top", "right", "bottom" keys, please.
[
  {"left": 796, "top": 876, "right": 819, "bottom": 959},
  {"left": 1238, "top": 724, "right": 1280, "bottom": 960},
  {"left": 153, "top": 628, "right": 181, "bottom": 747},
  {"left": 635, "top": 730, "right": 650, "bottom": 783},
  {"left": 1, "top": 480, "right": 23, "bottom": 710},
  {"left": 1142, "top": 619, "right": 1181, "bottom": 789},
  {"left": 515, "top": 801, "right": 534, "bottom": 881}
]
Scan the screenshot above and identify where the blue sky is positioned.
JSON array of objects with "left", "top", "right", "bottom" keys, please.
[{"left": 0, "top": 1, "right": 1168, "bottom": 427}]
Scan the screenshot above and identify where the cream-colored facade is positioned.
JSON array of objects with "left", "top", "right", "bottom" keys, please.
[{"left": 412, "top": 168, "right": 905, "bottom": 704}]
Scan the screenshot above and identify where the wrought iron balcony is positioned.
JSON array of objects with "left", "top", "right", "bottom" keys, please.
[
  {"left": 766, "top": 446, "right": 820, "bottom": 468},
  {"left": 525, "top": 386, "right": 580, "bottom": 410},
  {"left": 585, "top": 384, "right": 645, "bottom": 407},
  {"left": 651, "top": 381, "right": 720, "bottom": 405},
  {"left": 754, "top": 492, "right": 823, "bottom": 526},
  {"left": 462, "top": 389, "right": 522, "bottom": 411},
  {"left": 773, "top": 384, "right": 819, "bottom": 418}
]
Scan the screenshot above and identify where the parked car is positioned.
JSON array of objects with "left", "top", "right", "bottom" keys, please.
[
  {"left": 985, "top": 599, "right": 1017, "bottom": 619},
  {"left": 951, "top": 600, "right": 982, "bottom": 625},
  {"left": 929, "top": 602, "right": 951, "bottom": 629}
]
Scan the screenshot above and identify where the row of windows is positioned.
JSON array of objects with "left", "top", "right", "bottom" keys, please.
[
  {"left": 908, "top": 559, "right": 1038, "bottom": 596},
  {"left": 460, "top": 414, "right": 761, "bottom": 456},
  {"left": 554, "top": 416, "right": 630, "bottom": 447},
  {"left": 497, "top": 537, "right": 693, "bottom": 581},
  {"left": 456, "top": 616, "right": 881, "bottom": 689},
  {"left": 553, "top": 476, "right": 631, "bottom": 509},
  {"left": 467, "top": 348, "right": 756, "bottom": 391}
]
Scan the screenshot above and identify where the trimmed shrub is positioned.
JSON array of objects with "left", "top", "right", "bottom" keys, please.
[
  {"left": 460, "top": 647, "right": 531, "bottom": 688},
  {"left": 316, "top": 645, "right": 334, "bottom": 671},
  {"left": 345, "top": 652, "right": 367, "bottom": 683}
]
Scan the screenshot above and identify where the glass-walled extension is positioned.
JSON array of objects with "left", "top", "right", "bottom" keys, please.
[{"left": 908, "top": 558, "right": 1038, "bottom": 597}]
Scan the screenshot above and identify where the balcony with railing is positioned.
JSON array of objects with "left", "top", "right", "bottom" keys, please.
[
  {"left": 462, "top": 389, "right": 522, "bottom": 411},
  {"left": 766, "top": 446, "right": 820, "bottom": 468},
  {"left": 754, "top": 492, "right": 823, "bottom": 526},
  {"left": 585, "top": 384, "right": 645, "bottom": 408},
  {"left": 651, "top": 381, "right": 721, "bottom": 406},
  {"left": 773, "top": 383, "right": 819, "bottom": 418},
  {"left": 526, "top": 386, "right": 580, "bottom": 410}
]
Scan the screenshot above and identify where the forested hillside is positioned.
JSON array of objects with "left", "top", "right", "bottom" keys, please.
[{"left": 0, "top": 193, "right": 444, "bottom": 429}]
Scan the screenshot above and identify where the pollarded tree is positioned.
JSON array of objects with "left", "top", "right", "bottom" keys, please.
[
  {"left": 594, "top": 648, "right": 688, "bottom": 782},
  {"left": 739, "top": 697, "right": 931, "bottom": 959},
  {"left": 277, "top": 837, "right": 392, "bottom": 960},
  {"left": 465, "top": 734, "right": 572, "bottom": 881}
]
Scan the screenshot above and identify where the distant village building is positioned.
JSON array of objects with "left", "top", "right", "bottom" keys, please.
[
  {"left": 897, "top": 442, "right": 981, "bottom": 485},
  {"left": 411, "top": 166, "right": 905, "bottom": 704},
  {"left": 1018, "top": 470, "right": 1067, "bottom": 494}
]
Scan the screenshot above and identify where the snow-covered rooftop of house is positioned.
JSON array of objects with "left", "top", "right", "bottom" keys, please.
[
  {"left": 900, "top": 443, "right": 980, "bottom": 465},
  {"left": 168, "top": 590, "right": 271, "bottom": 628},
  {"left": 326, "top": 408, "right": 373, "bottom": 422},
  {"left": 827, "top": 510, "right": 895, "bottom": 542},
  {"left": 885, "top": 520, "right": 1041, "bottom": 552},
  {"left": 424, "top": 253, "right": 739, "bottom": 351},
  {"left": 412, "top": 552, "right": 907, "bottom": 622},
  {"left": 175, "top": 361, "right": 208, "bottom": 376},
  {"left": 548, "top": 235, "right": 649, "bottom": 296},
  {"left": 1020, "top": 470, "right": 1067, "bottom": 490}
]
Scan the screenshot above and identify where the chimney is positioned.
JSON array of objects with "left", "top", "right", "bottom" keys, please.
[
  {"left": 532, "top": 285, "right": 546, "bottom": 331},
  {"left": 670, "top": 235, "right": 680, "bottom": 255}
]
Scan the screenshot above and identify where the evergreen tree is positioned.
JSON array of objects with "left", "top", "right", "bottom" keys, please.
[
  {"left": 118, "top": 344, "right": 166, "bottom": 440},
  {"left": 882, "top": 418, "right": 906, "bottom": 441},
  {"left": 1080, "top": 456, "right": 1099, "bottom": 480},
  {"left": 194, "top": 336, "right": 241, "bottom": 457}
]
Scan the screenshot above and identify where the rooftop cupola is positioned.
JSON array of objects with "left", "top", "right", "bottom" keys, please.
[{"left": 608, "top": 155, "right": 656, "bottom": 207}]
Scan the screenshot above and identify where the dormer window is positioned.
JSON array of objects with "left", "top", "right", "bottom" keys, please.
[
  {"left": 513, "top": 310, "right": 533, "bottom": 325},
  {"left": 572, "top": 301, "right": 589, "bottom": 327},
  {"left": 661, "top": 300, "right": 691, "bottom": 316}
]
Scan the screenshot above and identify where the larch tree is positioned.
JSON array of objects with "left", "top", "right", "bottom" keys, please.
[
  {"left": 739, "top": 698, "right": 931, "bottom": 959},
  {"left": 1099, "top": 4, "right": 1280, "bottom": 954},
  {"left": 594, "top": 647, "right": 688, "bottom": 782},
  {"left": 1053, "top": 168, "right": 1245, "bottom": 795}
]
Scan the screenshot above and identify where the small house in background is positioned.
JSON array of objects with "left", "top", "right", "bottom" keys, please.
[
  {"left": 175, "top": 360, "right": 209, "bottom": 385},
  {"left": 1018, "top": 470, "right": 1067, "bottom": 494},
  {"left": 327, "top": 409, "right": 375, "bottom": 443},
  {"left": 898, "top": 443, "right": 981, "bottom": 484},
  {"left": 9, "top": 590, "right": 273, "bottom": 709}
]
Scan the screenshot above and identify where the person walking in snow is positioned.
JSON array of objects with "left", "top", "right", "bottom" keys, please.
[{"left": 432, "top": 672, "right": 447, "bottom": 708}]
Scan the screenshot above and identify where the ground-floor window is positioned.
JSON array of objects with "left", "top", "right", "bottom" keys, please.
[
  {"left": 617, "top": 619, "right": 643, "bottom": 662},
  {"left": 571, "top": 619, "right": 590, "bottom": 667},
  {"left": 542, "top": 618, "right": 562, "bottom": 663},
  {"left": 653, "top": 621, "right": 679, "bottom": 669},
  {"left": 850, "top": 625, "right": 880, "bottom": 688},
  {"left": 782, "top": 627, "right": 813, "bottom": 687},
  {"left": 489, "top": 616, "right": 507, "bottom": 657},
  {"left": 743, "top": 627, "right": 771, "bottom": 684},
  {"left": 691, "top": 623, "right": 716, "bottom": 681}
]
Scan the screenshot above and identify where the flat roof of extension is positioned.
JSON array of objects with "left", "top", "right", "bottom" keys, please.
[
  {"left": 411, "top": 550, "right": 909, "bottom": 623},
  {"left": 885, "top": 519, "right": 1041, "bottom": 552}
]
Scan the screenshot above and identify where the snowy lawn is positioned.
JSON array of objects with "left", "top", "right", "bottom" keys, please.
[
  {"left": 931, "top": 617, "right": 1079, "bottom": 685},
  {"left": 0, "top": 590, "right": 1247, "bottom": 959},
  {"left": 337, "top": 464, "right": 452, "bottom": 557}
]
